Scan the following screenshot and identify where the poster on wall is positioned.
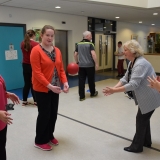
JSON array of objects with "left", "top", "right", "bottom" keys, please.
[
  {"left": 5, "top": 50, "right": 18, "bottom": 60},
  {"left": 32, "top": 27, "right": 41, "bottom": 42},
  {"left": 131, "top": 34, "right": 138, "bottom": 41}
]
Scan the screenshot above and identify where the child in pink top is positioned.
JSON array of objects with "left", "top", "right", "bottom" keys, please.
[{"left": 0, "top": 76, "right": 19, "bottom": 160}]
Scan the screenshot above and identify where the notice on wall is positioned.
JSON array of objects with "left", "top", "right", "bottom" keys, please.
[
  {"left": 5, "top": 50, "right": 18, "bottom": 60},
  {"left": 9, "top": 44, "right": 14, "bottom": 50}
]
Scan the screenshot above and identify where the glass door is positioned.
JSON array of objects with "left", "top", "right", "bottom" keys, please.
[{"left": 95, "top": 33, "right": 113, "bottom": 71}]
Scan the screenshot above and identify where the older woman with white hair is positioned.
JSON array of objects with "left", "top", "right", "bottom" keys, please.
[{"left": 103, "top": 40, "right": 160, "bottom": 153}]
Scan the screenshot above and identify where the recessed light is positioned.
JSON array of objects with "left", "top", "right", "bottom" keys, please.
[
  {"left": 55, "top": 6, "right": 61, "bottom": 9},
  {"left": 110, "top": 24, "right": 113, "bottom": 25},
  {"left": 115, "top": 17, "right": 120, "bottom": 18},
  {"left": 139, "top": 21, "right": 142, "bottom": 23},
  {"left": 104, "top": 27, "right": 106, "bottom": 28},
  {"left": 153, "top": 13, "right": 158, "bottom": 15},
  {"left": 152, "top": 24, "right": 155, "bottom": 25}
]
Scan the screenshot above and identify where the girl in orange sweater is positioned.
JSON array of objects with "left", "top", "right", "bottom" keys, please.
[{"left": 30, "top": 25, "right": 69, "bottom": 151}]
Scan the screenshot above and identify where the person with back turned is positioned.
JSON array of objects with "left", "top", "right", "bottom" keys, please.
[
  {"left": 21, "top": 30, "right": 39, "bottom": 106},
  {"left": 74, "top": 31, "right": 98, "bottom": 101}
]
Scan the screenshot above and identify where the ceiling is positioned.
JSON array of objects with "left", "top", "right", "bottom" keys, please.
[{"left": 0, "top": 0, "right": 160, "bottom": 27}]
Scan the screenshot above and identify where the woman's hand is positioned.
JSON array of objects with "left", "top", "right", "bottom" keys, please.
[
  {"left": 147, "top": 76, "right": 160, "bottom": 92},
  {"left": 63, "top": 82, "right": 69, "bottom": 93},
  {"left": 103, "top": 87, "right": 115, "bottom": 96},
  {"left": 0, "top": 111, "right": 13, "bottom": 125},
  {"left": 7, "top": 93, "right": 20, "bottom": 104},
  {"left": 47, "top": 84, "right": 62, "bottom": 94},
  {"left": 51, "top": 86, "right": 62, "bottom": 94}
]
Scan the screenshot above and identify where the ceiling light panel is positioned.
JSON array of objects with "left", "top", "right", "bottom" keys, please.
[
  {"left": 55, "top": 6, "right": 61, "bottom": 8},
  {"left": 153, "top": 13, "right": 158, "bottom": 15}
]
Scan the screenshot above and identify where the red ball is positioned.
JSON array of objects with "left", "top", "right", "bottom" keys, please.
[{"left": 67, "top": 63, "right": 79, "bottom": 75}]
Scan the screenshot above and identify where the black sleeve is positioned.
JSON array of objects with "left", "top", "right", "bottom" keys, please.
[
  {"left": 75, "top": 44, "right": 78, "bottom": 52},
  {"left": 90, "top": 44, "right": 95, "bottom": 51}
]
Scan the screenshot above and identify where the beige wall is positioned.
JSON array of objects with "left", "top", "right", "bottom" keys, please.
[
  {"left": 115, "top": 21, "right": 160, "bottom": 69},
  {"left": 116, "top": 21, "right": 160, "bottom": 52},
  {"left": 148, "top": 0, "right": 160, "bottom": 8},
  {"left": 144, "top": 55, "right": 160, "bottom": 72},
  {"left": 0, "top": 6, "right": 87, "bottom": 63}
]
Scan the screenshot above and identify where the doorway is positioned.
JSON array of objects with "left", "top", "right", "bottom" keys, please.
[
  {"left": 0, "top": 23, "right": 26, "bottom": 90},
  {"left": 55, "top": 30, "right": 68, "bottom": 71},
  {"left": 95, "top": 33, "right": 114, "bottom": 72}
]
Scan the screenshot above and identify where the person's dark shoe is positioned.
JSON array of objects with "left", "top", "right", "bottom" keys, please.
[
  {"left": 90, "top": 91, "right": 98, "bottom": 97},
  {"left": 34, "top": 102, "right": 37, "bottom": 106},
  {"left": 124, "top": 147, "right": 143, "bottom": 153},
  {"left": 79, "top": 97, "right": 85, "bottom": 101},
  {"left": 22, "top": 101, "right": 30, "bottom": 106},
  {"left": 143, "top": 144, "right": 151, "bottom": 148}
]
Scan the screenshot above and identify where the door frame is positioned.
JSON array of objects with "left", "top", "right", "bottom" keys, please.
[
  {"left": 95, "top": 32, "right": 116, "bottom": 71},
  {"left": 55, "top": 30, "right": 68, "bottom": 71},
  {"left": 104, "top": 33, "right": 116, "bottom": 70},
  {"left": 0, "top": 23, "right": 26, "bottom": 90},
  {"left": 0, "top": 23, "right": 26, "bottom": 35}
]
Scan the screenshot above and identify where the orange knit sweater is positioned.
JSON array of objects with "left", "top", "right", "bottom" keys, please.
[{"left": 30, "top": 45, "right": 67, "bottom": 92}]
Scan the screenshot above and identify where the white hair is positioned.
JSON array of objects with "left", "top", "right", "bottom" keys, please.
[
  {"left": 123, "top": 40, "right": 144, "bottom": 57},
  {"left": 83, "top": 31, "right": 91, "bottom": 38}
]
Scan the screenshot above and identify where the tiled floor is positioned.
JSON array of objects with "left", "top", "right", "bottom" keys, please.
[{"left": 6, "top": 78, "right": 160, "bottom": 160}]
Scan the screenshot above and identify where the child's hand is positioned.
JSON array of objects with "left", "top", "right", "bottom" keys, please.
[
  {"left": 147, "top": 75, "right": 160, "bottom": 92},
  {"left": 0, "top": 111, "right": 13, "bottom": 125}
]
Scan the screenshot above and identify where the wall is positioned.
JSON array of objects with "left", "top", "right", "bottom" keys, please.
[
  {"left": 115, "top": 21, "right": 160, "bottom": 69},
  {"left": 144, "top": 55, "right": 160, "bottom": 72},
  {"left": 148, "top": 0, "right": 160, "bottom": 8},
  {"left": 1, "top": 6, "right": 160, "bottom": 71},
  {"left": 117, "top": 21, "right": 160, "bottom": 51},
  {"left": 0, "top": 6, "right": 87, "bottom": 63}
]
